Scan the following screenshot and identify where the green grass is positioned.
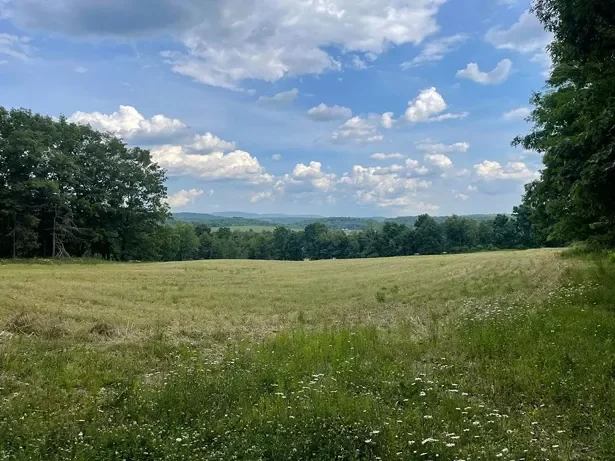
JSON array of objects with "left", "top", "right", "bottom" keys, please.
[
  {"left": 210, "top": 225, "right": 280, "bottom": 232},
  {"left": 1, "top": 250, "right": 614, "bottom": 460}
]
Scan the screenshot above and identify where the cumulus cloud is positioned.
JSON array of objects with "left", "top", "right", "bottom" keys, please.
[
  {"left": 69, "top": 105, "right": 185, "bottom": 139},
  {"left": 416, "top": 141, "right": 470, "bottom": 153},
  {"left": 0, "top": 33, "right": 33, "bottom": 61},
  {"left": 251, "top": 191, "right": 273, "bottom": 203},
  {"left": 486, "top": 10, "right": 552, "bottom": 54},
  {"left": 370, "top": 153, "right": 405, "bottom": 161},
  {"left": 189, "top": 132, "right": 236, "bottom": 152},
  {"left": 404, "top": 87, "right": 467, "bottom": 123},
  {"left": 380, "top": 112, "right": 395, "bottom": 129},
  {"left": 455, "top": 193, "right": 469, "bottom": 201},
  {"left": 15, "top": 0, "right": 447, "bottom": 89},
  {"left": 257, "top": 88, "right": 298, "bottom": 105},
  {"left": 259, "top": 156, "right": 433, "bottom": 213},
  {"left": 271, "top": 154, "right": 282, "bottom": 161},
  {"left": 468, "top": 184, "right": 478, "bottom": 192},
  {"left": 502, "top": 107, "right": 531, "bottom": 121},
  {"left": 424, "top": 153, "right": 453, "bottom": 169},
  {"left": 456, "top": 59, "right": 512, "bottom": 85},
  {"left": 307, "top": 103, "right": 352, "bottom": 121},
  {"left": 151, "top": 145, "right": 273, "bottom": 183},
  {"left": 474, "top": 160, "right": 538, "bottom": 181},
  {"left": 167, "top": 188, "right": 205, "bottom": 207},
  {"left": 338, "top": 163, "right": 432, "bottom": 212},
  {"left": 331, "top": 116, "right": 384, "bottom": 144},
  {"left": 273, "top": 161, "right": 337, "bottom": 197},
  {"left": 401, "top": 34, "right": 467, "bottom": 69}
]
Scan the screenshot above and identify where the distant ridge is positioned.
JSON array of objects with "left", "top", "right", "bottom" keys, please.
[{"left": 172, "top": 212, "right": 500, "bottom": 230}]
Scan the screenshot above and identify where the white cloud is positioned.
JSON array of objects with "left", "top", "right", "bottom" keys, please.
[
  {"left": 424, "top": 153, "right": 453, "bottom": 169},
  {"left": 167, "top": 189, "right": 205, "bottom": 208},
  {"left": 338, "top": 164, "right": 432, "bottom": 212},
  {"left": 370, "top": 153, "right": 405, "bottom": 161},
  {"left": 474, "top": 160, "right": 538, "bottom": 181},
  {"left": 381, "top": 112, "right": 395, "bottom": 129},
  {"left": 151, "top": 145, "right": 273, "bottom": 183},
  {"left": 273, "top": 161, "right": 337, "bottom": 196},
  {"left": 404, "top": 87, "right": 467, "bottom": 123},
  {"left": 74, "top": 66, "right": 87, "bottom": 73},
  {"left": 271, "top": 154, "right": 282, "bottom": 161},
  {"left": 468, "top": 185, "right": 478, "bottom": 192},
  {"left": 331, "top": 116, "right": 384, "bottom": 144},
  {"left": 251, "top": 191, "right": 273, "bottom": 203},
  {"left": 69, "top": 105, "right": 185, "bottom": 139},
  {"left": 307, "top": 103, "right": 352, "bottom": 121},
  {"left": 257, "top": 88, "right": 298, "bottom": 105},
  {"left": 486, "top": 10, "right": 551, "bottom": 54},
  {"left": 0, "top": 33, "right": 32, "bottom": 61},
  {"left": 351, "top": 55, "right": 368, "bottom": 69},
  {"left": 530, "top": 51, "right": 553, "bottom": 77},
  {"left": 416, "top": 141, "right": 470, "bottom": 153},
  {"left": 455, "top": 193, "right": 469, "bottom": 201},
  {"left": 401, "top": 34, "right": 467, "bottom": 69},
  {"left": 147, "top": 0, "right": 447, "bottom": 89},
  {"left": 11, "top": 1, "right": 455, "bottom": 90},
  {"left": 502, "top": 107, "right": 531, "bottom": 121},
  {"left": 189, "top": 132, "right": 236, "bottom": 153},
  {"left": 457, "top": 59, "right": 512, "bottom": 85}
]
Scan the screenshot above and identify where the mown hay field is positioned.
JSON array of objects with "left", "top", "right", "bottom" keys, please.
[
  {"left": 1, "top": 249, "right": 562, "bottom": 342},
  {"left": 2, "top": 249, "right": 615, "bottom": 461}
]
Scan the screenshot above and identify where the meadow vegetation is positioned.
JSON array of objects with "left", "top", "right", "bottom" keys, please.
[{"left": 2, "top": 249, "right": 614, "bottom": 460}]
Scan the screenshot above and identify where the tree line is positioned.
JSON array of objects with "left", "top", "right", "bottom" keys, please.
[{"left": 152, "top": 212, "right": 547, "bottom": 262}]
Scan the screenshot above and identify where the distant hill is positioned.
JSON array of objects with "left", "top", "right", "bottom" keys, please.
[
  {"left": 172, "top": 212, "right": 500, "bottom": 231},
  {"left": 171, "top": 213, "right": 278, "bottom": 228},
  {"left": 211, "top": 211, "right": 323, "bottom": 220}
]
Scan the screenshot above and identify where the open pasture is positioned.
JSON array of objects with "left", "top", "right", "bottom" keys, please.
[
  {"left": 2, "top": 249, "right": 615, "bottom": 460},
  {"left": 1, "top": 249, "right": 562, "bottom": 342}
]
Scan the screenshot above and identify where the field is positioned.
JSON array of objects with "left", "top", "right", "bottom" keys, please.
[
  {"left": 1, "top": 249, "right": 614, "bottom": 460},
  {"left": 210, "top": 225, "right": 280, "bottom": 232}
]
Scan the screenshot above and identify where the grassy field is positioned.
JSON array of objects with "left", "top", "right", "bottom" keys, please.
[
  {"left": 210, "top": 225, "right": 279, "bottom": 232},
  {"left": 1, "top": 249, "right": 614, "bottom": 460}
]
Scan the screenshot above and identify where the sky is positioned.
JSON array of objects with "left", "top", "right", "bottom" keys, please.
[{"left": 0, "top": 0, "right": 552, "bottom": 217}]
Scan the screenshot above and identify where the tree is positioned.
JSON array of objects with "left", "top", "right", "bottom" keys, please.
[
  {"left": 0, "top": 107, "right": 169, "bottom": 259},
  {"left": 414, "top": 215, "right": 443, "bottom": 254},
  {"left": 514, "top": 0, "right": 615, "bottom": 245}
]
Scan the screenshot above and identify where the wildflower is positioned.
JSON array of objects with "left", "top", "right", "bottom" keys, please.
[{"left": 421, "top": 437, "right": 438, "bottom": 444}]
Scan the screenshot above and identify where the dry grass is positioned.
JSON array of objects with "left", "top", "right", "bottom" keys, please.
[{"left": 0, "top": 249, "right": 564, "bottom": 342}]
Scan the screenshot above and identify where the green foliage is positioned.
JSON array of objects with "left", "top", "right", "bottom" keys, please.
[
  {"left": 0, "top": 107, "right": 169, "bottom": 260},
  {"left": 513, "top": 0, "right": 615, "bottom": 245}
]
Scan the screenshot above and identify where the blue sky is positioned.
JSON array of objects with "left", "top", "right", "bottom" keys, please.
[{"left": 0, "top": 0, "right": 551, "bottom": 217}]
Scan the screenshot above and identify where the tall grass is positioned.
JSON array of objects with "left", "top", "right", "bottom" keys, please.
[{"left": 1, "top": 251, "right": 614, "bottom": 459}]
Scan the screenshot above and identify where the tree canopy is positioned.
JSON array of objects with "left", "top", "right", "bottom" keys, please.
[
  {"left": 0, "top": 107, "right": 169, "bottom": 260},
  {"left": 514, "top": 0, "right": 615, "bottom": 245}
]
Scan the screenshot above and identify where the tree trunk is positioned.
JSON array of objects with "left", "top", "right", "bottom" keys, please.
[
  {"left": 52, "top": 207, "right": 57, "bottom": 258},
  {"left": 12, "top": 212, "right": 16, "bottom": 259}
]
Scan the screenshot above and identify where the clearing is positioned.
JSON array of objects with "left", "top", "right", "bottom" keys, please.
[{"left": 1, "top": 249, "right": 614, "bottom": 460}]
